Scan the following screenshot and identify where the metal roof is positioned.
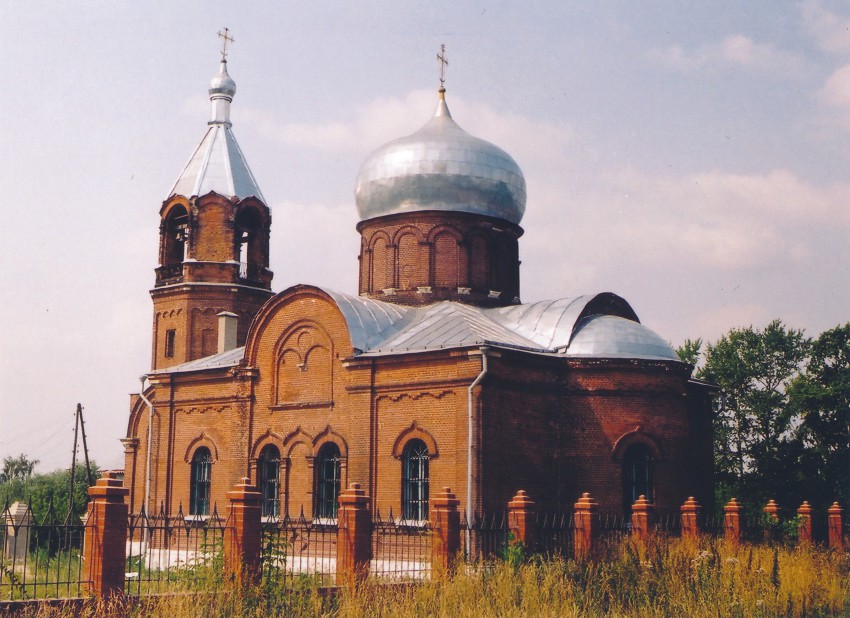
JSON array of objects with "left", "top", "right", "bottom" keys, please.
[
  {"left": 355, "top": 91, "right": 526, "bottom": 225},
  {"left": 153, "top": 345, "right": 245, "bottom": 374},
  {"left": 168, "top": 60, "right": 265, "bottom": 202},
  {"left": 154, "top": 289, "right": 679, "bottom": 375}
]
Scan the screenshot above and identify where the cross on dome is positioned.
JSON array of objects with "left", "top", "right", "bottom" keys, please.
[
  {"left": 437, "top": 44, "right": 448, "bottom": 92},
  {"left": 218, "top": 27, "right": 234, "bottom": 60}
]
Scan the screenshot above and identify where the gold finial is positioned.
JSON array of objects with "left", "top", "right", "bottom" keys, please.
[
  {"left": 437, "top": 44, "right": 448, "bottom": 93},
  {"left": 218, "top": 27, "right": 235, "bottom": 60}
]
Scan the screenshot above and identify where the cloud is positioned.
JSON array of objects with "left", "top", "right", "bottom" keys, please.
[
  {"left": 240, "top": 91, "right": 435, "bottom": 153},
  {"left": 650, "top": 35, "right": 806, "bottom": 77},
  {"left": 802, "top": 0, "right": 850, "bottom": 54}
]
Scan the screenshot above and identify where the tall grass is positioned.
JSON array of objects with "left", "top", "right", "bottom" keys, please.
[{"left": 7, "top": 536, "right": 850, "bottom": 617}]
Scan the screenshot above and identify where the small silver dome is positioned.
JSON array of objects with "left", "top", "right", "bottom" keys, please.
[
  {"left": 566, "top": 315, "right": 679, "bottom": 361},
  {"left": 355, "top": 92, "right": 526, "bottom": 225},
  {"left": 209, "top": 60, "right": 236, "bottom": 97}
]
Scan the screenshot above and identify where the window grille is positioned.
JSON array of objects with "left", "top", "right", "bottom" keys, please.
[
  {"left": 315, "top": 443, "right": 341, "bottom": 519},
  {"left": 257, "top": 445, "right": 281, "bottom": 518},
  {"left": 402, "top": 439, "right": 429, "bottom": 521},
  {"left": 623, "top": 444, "right": 653, "bottom": 511},
  {"left": 190, "top": 447, "right": 212, "bottom": 516}
]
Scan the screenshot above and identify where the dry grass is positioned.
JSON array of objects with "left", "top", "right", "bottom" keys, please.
[{"left": 6, "top": 536, "right": 849, "bottom": 617}]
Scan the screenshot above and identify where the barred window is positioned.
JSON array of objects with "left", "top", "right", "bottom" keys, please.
[
  {"left": 257, "top": 445, "right": 281, "bottom": 518},
  {"left": 623, "top": 444, "right": 653, "bottom": 512},
  {"left": 190, "top": 447, "right": 212, "bottom": 516},
  {"left": 401, "top": 439, "right": 429, "bottom": 521},
  {"left": 315, "top": 443, "right": 341, "bottom": 519}
]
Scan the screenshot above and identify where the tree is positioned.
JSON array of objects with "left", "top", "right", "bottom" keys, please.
[
  {"left": 788, "top": 323, "right": 850, "bottom": 506},
  {"left": 699, "top": 320, "right": 809, "bottom": 510},
  {"left": 0, "top": 454, "right": 39, "bottom": 484},
  {"left": 0, "top": 461, "right": 97, "bottom": 525},
  {"left": 676, "top": 338, "right": 703, "bottom": 367}
]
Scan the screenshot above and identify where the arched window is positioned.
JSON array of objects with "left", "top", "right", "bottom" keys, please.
[
  {"left": 257, "top": 445, "right": 281, "bottom": 518},
  {"left": 314, "top": 443, "right": 341, "bottom": 520},
  {"left": 401, "top": 439, "right": 429, "bottom": 521},
  {"left": 164, "top": 206, "right": 189, "bottom": 267},
  {"left": 190, "top": 447, "right": 212, "bottom": 516},
  {"left": 622, "top": 444, "right": 653, "bottom": 512},
  {"left": 235, "top": 207, "right": 263, "bottom": 278}
]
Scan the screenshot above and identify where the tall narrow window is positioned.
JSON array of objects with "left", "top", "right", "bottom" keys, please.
[
  {"left": 164, "top": 329, "right": 176, "bottom": 358},
  {"left": 235, "top": 207, "right": 262, "bottom": 280},
  {"left": 401, "top": 439, "right": 429, "bottom": 521},
  {"left": 622, "top": 444, "right": 653, "bottom": 512},
  {"left": 257, "top": 445, "right": 281, "bottom": 518},
  {"left": 164, "top": 206, "right": 189, "bottom": 266},
  {"left": 314, "top": 443, "right": 341, "bottom": 520},
  {"left": 190, "top": 447, "right": 212, "bottom": 516}
]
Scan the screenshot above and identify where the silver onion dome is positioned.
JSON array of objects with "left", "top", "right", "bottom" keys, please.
[
  {"left": 355, "top": 91, "right": 527, "bottom": 225},
  {"left": 209, "top": 60, "right": 236, "bottom": 97}
]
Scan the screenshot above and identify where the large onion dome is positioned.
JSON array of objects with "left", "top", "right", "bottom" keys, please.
[{"left": 355, "top": 90, "right": 527, "bottom": 225}]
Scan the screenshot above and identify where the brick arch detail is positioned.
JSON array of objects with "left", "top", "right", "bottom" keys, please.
[
  {"left": 391, "top": 422, "right": 439, "bottom": 459},
  {"left": 367, "top": 229, "right": 392, "bottom": 250},
  {"left": 426, "top": 223, "right": 463, "bottom": 244},
  {"left": 282, "top": 426, "right": 314, "bottom": 459},
  {"left": 312, "top": 425, "right": 349, "bottom": 458},
  {"left": 250, "top": 429, "right": 285, "bottom": 461},
  {"left": 611, "top": 426, "right": 662, "bottom": 461},
  {"left": 183, "top": 433, "right": 220, "bottom": 463},
  {"left": 391, "top": 225, "right": 425, "bottom": 245},
  {"left": 272, "top": 318, "right": 334, "bottom": 405}
]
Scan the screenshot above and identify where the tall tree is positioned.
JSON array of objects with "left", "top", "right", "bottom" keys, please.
[
  {"left": 789, "top": 323, "right": 850, "bottom": 505},
  {"left": 0, "top": 454, "right": 39, "bottom": 484},
  {"left": 699, "top": 320, "right": 809, "bottom": 509}
]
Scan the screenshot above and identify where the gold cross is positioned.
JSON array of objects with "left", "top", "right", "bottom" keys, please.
[
  {"left": 437, "top": 44, "right": 448, "bottom": 90},
  {"left": 218, "top": 27, "right": 235, "bottom": 60}
]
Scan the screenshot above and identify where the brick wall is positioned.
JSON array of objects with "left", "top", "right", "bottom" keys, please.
[
  {"left": 126, "top": 286, "right": 712, "bottom": 520},
  {"left": 357, "top": 211, "right": 522, "bottom": 306}
]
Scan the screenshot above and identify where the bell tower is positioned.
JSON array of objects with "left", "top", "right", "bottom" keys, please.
[{"left": 150, "top": 50, "right": 273, "bottom": 370}]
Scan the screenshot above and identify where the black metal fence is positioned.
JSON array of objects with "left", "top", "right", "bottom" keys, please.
[
  {"left": 0, "top": 500, "right": 88, "bottom": 601},
  {"left": 372, "top": 510, "right": 431, "bottom": 580},
  {"left": 260, "top": 512, "right": 338, "bottom": 587},
  {"left": 124, "top": 503, "right": 232, "bottom": 596}
]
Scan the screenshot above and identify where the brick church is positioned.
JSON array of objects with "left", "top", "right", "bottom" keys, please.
[{"left": 122, "top": 55, "right": 714, "bottom": 521}]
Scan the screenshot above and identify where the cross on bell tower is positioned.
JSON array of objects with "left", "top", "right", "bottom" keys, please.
[{"left": 218, "top": 27, "right": 234, "bottom": 59}]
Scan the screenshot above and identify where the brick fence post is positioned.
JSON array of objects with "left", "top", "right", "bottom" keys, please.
[
  {"left": 631, "top": 495, "right": 654, "bottom": 543},
  {"left": 680, "top": 496, "right": 701, "bottom": 539},
  {"left": 337, "top": 483, "right": 372, "bottom": 586},
  {"left": 224, "top": 477, "right": 262, "bottom": 583},
  {"left": 764, "top": 499, "right": 780, "bottom": 543},
  {"left": 82, "top": 472, "right": 129, "bottom": 598},
  {"left": 724, "top": 498, "right": 742, "bottom": 545},
  {"left": 828, "top": 502, "right": 844, "bottom": 551},
  {"left": 508, "top": 490, "right": 536, "bottom": 552},
  {"left": 573, "top": 492, "right": 598, "bottom": 560},
  {"left": 797, "top": 501, "right": 813, "bottom": 545},
  {"left": 431, "top": 487, "right": 460, "bottom": 574}
]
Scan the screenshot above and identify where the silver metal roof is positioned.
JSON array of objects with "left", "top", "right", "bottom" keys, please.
[
  {"left": 355, "top": 91, "right": 526, "bottom": 225},
  {"left": 566, "top": 315, "right": 679, "bottom": 360},
  {"left": 153, "top": 345, "right": 245, "bottom": 374},
  {"left": 154, "top": 289, "right": 678, "bottom": 375},
  {"left": 168, "top": 60, "right": 265, "bottom": 202}
]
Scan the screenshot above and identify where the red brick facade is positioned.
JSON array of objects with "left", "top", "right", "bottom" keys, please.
[
  {"left": 126, "top": 278, "right": 714, "bottom": 518},
  {"left": 357, "top": 211, "right": 522, "bottom": 307}
]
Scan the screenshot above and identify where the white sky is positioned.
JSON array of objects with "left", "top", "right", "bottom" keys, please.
[{"left": 1, "top": 1, "right": 848, "bottom": 473}]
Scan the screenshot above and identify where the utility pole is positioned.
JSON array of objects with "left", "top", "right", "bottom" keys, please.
[
  {"left": 69, "top": 406, "right": 80, "bottom": 515},
  {"left": 68, "top": 403, "right": 95, "bottom": 515}
]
